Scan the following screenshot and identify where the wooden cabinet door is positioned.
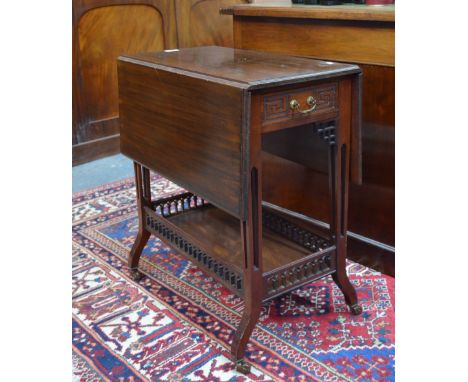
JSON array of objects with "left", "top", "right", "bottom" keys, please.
[
  {"left": 72, "top": 0, "right": 177, "bottom": 165},
  {"left": 175, "top": 0, "right": 249, "bottom": 48}
]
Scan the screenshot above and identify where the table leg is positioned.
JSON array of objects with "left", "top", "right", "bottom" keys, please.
[
  {"left": 231, "top": 167, "right": 263, "bottom": 374},
  {"left": 231, "top": 282, "right": 261, "bottom": 374},
  {"left": 329, "top": 139, "right": 362, "bottom": 315},
  {"left": 128, "top": 162, "right": 151, "bottom": 281}
]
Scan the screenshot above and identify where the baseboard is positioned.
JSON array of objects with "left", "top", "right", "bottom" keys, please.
[
  {"left": 73, "top": 134, "right": 120, "bottom": 166},
  {"left": 347, "top": 236, "right": 394, "bottom": 277}
]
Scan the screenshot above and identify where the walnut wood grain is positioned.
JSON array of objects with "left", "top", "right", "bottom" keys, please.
[
  {"left": 72, "top": 0, "right": 177, "bottom": 164},
  {"left": 118, "top": 59, "right": 244, "bottom": 218},
  {"left": 166, "top": 204, "right": 330, "bottom": 273},
  {"left": 175, "top": 0, "right": 249, "bottom": 48},
  {"left": 233, "top": 16, "right": 394, "bottom": 67},
  {"left": 78, "top": 5, "right": 165, "bottom": 125},
  {"left": 123, "top": 46, "right": 360, "bottom": 89}
]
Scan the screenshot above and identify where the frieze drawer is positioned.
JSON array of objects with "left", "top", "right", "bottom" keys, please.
[{"left": 261, "top": 82, "right": 338, "bottom": 132}]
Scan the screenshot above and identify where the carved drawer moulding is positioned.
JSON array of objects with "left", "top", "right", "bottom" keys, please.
[{"left": 262, "top": 82, "right": 338, "bottom": 123}]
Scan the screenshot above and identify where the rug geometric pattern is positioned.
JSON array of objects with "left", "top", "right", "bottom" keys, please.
[{"left": 72, "top": 174, "right": 395, "bottom": 381}]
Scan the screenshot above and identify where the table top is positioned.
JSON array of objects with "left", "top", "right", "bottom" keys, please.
[
  {"left": 220, "top": 3, "right": 395, "bottom": 22},
  {"left": 119, "top": 46, "right": 360, "bottom": 90}
]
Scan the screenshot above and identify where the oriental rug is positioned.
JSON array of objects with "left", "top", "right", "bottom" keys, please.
[{"left": 72, "top": 174, "right": 395, "bottom": 382}]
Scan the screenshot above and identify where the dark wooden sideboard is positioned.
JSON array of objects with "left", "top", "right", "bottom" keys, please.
[
  {"left": 222, "top": 4, "right": 395, "bottom": 275},
  {"left": 72, "top": 0, "right": 249, "bottom": 165}
]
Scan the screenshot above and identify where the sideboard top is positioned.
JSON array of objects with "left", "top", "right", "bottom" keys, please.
[
  {"left": 119, "top": 46, "right": 360, "bottom": 90},
  {"left": 220, "top": 4, "right": 395, "bottom": 22}
]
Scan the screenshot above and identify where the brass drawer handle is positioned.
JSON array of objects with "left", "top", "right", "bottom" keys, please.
[{"left": 290, "top": 96, "right": 317, "bottom": 114}]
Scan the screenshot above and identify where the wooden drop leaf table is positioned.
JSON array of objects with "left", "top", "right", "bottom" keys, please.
[{"left": 117, "top": 46, "right": 362, "bottom": 374}]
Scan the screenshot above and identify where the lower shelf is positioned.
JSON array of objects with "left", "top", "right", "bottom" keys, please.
[{"left": 144, "top": 192, "right": 337, "bottom": 298}]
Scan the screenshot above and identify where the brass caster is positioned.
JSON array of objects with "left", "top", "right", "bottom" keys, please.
[
  {"left": 129, "top": 268, "right": 143, "bottom": 282},
  {"left": 350, "top": 304, "right": 363, "bottom": 315},
  {"left": 235, "top": 359, "right": 251, "bottom": 375}
]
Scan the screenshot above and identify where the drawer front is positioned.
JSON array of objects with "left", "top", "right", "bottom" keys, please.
[{"left": 261, "top": 83, "right": 338, "bottom": 131}]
